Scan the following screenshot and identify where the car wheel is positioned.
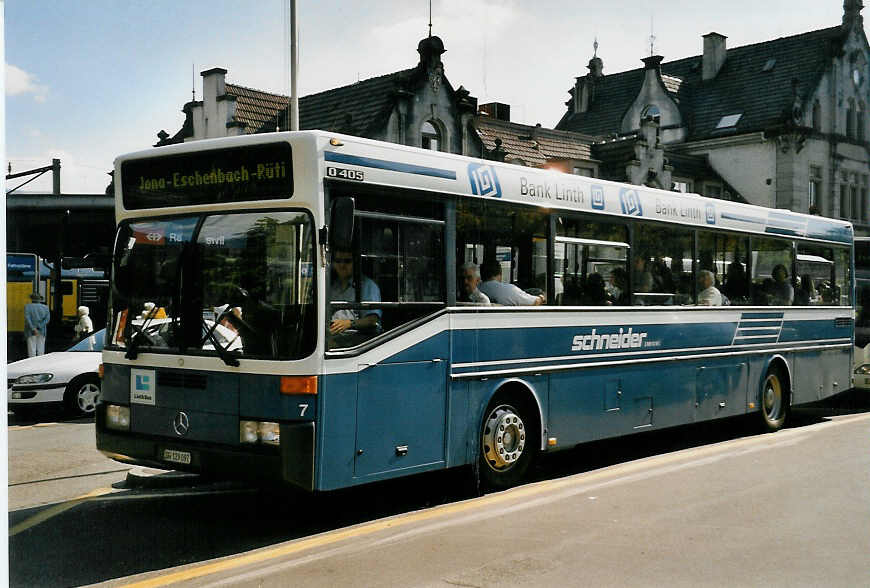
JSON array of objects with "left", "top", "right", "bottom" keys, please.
[{"left": 65, "top": 374, "right": 101, "bottom": 417}]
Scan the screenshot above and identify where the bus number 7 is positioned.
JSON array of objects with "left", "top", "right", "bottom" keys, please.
[{"left": 298, "top": 403, "right": 309, "bottom": 417}]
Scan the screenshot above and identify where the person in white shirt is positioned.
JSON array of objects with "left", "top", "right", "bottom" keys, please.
[
  {"left": 478, "top": 260, "right": 544, "bottom": 306},
  {"left": 697, "top": 270, "right": 723, "bottom": 306},
  {"left": 461, "top": 263, "right": 490, "bottom": 305},
  {"left": 75, "top": 305, "right": 96, "bottom": 350}
]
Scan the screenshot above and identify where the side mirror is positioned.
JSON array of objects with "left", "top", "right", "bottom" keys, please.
[{"left": 330, "top": 197, "right": 355, "bottom": 251}]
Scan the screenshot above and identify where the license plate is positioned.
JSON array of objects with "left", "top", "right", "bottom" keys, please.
[{"left": 162, "top": 449, "right": 191, "bottom": 465}]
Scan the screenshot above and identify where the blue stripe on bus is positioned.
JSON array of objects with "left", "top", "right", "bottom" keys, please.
[
  {"left": 720, "top": 212, "right": 765, "bottom": 225},
  {"left": 765, "top": 226, "right": 803, "bottom": 237},
  {"left": 740, "top": 312, "right": 784, "bottom": 319},
  {"left": 325, "top": 152, "right": 458, "bottom": 180}
]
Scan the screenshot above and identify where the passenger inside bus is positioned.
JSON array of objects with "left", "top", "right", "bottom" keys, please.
[
  {"left": 697, "top": 270, "right": 724, "bottom": 306},
  {"left": 478, "top": 259, "right": 545, "bottom": 306},
  {"left": 584, "top": 273, "right": 609, "bottom": 305},
  {"left": 460, "top": 263, "right": 490, "bottom": 305},
  {"left": 606, "top": 267, "right": 626, "bottom": 304},
  {"left": 794, "top": 274, "right": 819, "bottom": 306},
  {"left": 770, "top": 264, "right": 794, "bottom": 306},
  {"left": 722, "top": 260, "right": 749, "bottom": 303},
  {"left": 632, "top": 257, "right": 653, "bottom": 293}
]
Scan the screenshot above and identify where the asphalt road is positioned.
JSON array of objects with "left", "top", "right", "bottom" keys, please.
[{"left": 8, "top": 391, "right": 870, "bottom": 587}]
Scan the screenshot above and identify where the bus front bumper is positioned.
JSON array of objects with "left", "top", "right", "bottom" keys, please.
[{"left": 96, "top": 407, "right": 315, "bottom": 491}]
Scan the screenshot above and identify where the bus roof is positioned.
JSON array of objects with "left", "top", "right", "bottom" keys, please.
[{"left": 115, "top": 130, "right": 853, "bottom": 245}]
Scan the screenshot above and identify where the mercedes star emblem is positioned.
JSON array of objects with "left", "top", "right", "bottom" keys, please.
[{"left": 172, "top": 411, "right": 190, "bottom": 437}]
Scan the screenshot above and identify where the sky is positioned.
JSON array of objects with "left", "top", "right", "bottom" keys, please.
[{"left": 4, "top": 0, "right": 851, "bottom": 194}]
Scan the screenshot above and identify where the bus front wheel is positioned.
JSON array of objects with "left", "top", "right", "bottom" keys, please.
[
  {"left": 759, "top": 366, "right": 789, "bottom": 432},
  {"left": 479, "top": 398, "right": 536, "bottom": 490}
]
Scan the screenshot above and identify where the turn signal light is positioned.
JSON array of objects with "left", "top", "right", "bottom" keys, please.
[
  {"left": 98, "top": 364, "right": 104, "bottom": 379},
  {"left": 280, "top": 376, "right": 317, "bottom": 395}
]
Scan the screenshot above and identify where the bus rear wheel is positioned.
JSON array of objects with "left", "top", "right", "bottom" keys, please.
[
  {"left": 479, "top": 399, "right": 536, "bottom": 490},
  {"left": 759, "top": 366, "right": 788, "bottom": 432}
]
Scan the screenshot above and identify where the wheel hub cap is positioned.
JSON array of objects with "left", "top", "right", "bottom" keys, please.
[{"left": 482, "top": 405, "right": 526, "bottom": 471}]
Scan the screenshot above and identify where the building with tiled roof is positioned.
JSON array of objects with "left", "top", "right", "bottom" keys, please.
[
  {"left": 557, "top": 0, "right": 870, "bottom": 232},
  {"left": 157, "top": 36, "right": 482, "bottom": 158}
]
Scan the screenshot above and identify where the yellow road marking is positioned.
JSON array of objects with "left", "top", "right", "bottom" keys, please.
[
  {"left": 120, "top": 429, "right": 805, "bottom": 588},
  {"left": 113, "top": 414, "right": 870, "bottom": 587},
  {"left": 9, "top": 487, "right": 113, "bottom": 537},
  {"left": 9, "top": 422, "right": 60, "bottom": 431}
]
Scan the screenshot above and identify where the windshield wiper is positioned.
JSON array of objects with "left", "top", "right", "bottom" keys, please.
[
  {"left": 124, "top": 317, "right": 158, "bottom": 360},
  {"left": 201, "top": 316, "right": 240, "bottom": 367}
]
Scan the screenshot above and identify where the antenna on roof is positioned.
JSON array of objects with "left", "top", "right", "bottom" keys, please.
[
  {"left": 593, "top": 37, "right": 599, "bottom": 58},
  {"left": 191, "top": 63, "right": 195, "bottom": 102},
  {"left": 649, "top": 15, "right": 656, "bottom": 57},
  {"left": 428, "top": 0, "right": 432, "bottom": 37}
]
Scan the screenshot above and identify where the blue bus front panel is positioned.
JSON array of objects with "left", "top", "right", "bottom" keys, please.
[{"left": 97, "top": 363, "right": 316, "bottom": 489}]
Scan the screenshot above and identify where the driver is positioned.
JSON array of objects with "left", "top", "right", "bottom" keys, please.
[{"left": 329, "top": 249, "right": 381, "bottom": 341}]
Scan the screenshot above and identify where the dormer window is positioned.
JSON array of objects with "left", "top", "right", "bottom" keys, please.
[
  {"left": 715, "top": 113, "right": 742, "bottom": 130},
  {"left": 641, "top": 105, "right": 661, "bottom": 123},
  {"left": 421, "top": 120, "right": 441, "bottom": 151}
]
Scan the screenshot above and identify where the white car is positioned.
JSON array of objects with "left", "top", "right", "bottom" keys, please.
[{"left": 8, "top": 330, "right": 105, "bottom": 417}]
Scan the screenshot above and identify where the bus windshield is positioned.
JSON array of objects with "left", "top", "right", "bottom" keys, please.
[{"left": 109, "top": 210, "right": 316, "bottom": 360}]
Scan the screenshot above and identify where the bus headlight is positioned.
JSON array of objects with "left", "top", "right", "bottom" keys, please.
[
  {"left": 240, "top": 421, "right": 259, "bottom": 444},
  {"left": 106, "top": 405, "right": 131, "bottom": 431},
  {"left": 855, "top": 364, "right": 870, "bottom": 375},
  {"left": 258, "top": 422, "right": 280, "bottom": 446},
  {"left": 240, "top": 420, "right": 280, "bottom": 445}
]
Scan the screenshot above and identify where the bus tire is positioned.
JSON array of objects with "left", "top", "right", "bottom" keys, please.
[
  {"left": 759, "top": 365, "right": 789, "bottom": 432},
  {"left": 478, "top": 395, "right": 537, "bottom": 490},
  {"left": 65, "top": 374, "right": 101, "bottom": 418}
]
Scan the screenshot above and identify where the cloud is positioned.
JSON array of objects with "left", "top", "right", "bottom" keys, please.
[{"left": 6, "top": 63, "right": 49, "bottom": 102}]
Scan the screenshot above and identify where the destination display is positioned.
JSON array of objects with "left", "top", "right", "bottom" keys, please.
[{"left": 121, "top": 142, "right": 293, "bottom": 209}]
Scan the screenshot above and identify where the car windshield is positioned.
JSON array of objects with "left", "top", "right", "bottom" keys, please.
[
  {"left": 68, "top": 329, "right": 106, "bottom": 352},
  {"left": 109, "top": 210, "right": 316, "bottom": 360}
]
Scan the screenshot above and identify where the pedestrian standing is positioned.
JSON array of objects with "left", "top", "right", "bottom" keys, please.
[
  {"left": 75, "top": 305, "right": 95, "bottom": 350},
  {"left": 24, "top": 292, "right": 51, "bottom": 357}
]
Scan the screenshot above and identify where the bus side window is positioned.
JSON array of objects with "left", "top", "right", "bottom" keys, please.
[
  {"left": 751, "top": 237, "right": 794, "bottom": 306},
  {"left": 555, "top": 216, "right": 629, "bottom": 306},
  {"left": 633, "top": 223, "right": 692, "bottom": 306},
  {"left": 698, "top": 231, "right": 750, "bottom": 306},
  {"left": 457, "top": 199, "right": 547, "bottom": 305}
]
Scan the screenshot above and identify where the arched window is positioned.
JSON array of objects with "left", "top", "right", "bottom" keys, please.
[
  {"left": 859, "top": 101, "right": 866, "bottom": 141},
  {"left": 421, "top": 120, "right": 440, "bottom": 151},
  {"left": 641, "top": 104, "right": 661, "bottom": 124},
  {"left": 812, "top": 100, "right": 821, "bottom": 132}
]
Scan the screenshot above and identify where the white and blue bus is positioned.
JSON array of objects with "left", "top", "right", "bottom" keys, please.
[{"left": 97, "top": 131, "right": 854, "bottom": 491}]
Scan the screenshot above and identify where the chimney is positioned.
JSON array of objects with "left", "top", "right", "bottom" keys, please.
[
  {"left": 702, "top": 33, "right": 727, "bottom": 81},
  {"left": 201, "top": 67, "right": 227, "bottom": 103}
]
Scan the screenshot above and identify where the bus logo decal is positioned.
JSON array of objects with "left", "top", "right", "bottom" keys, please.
[
  {"left": 468, "top": 164, "right": 502, "bottom": 198},
  {"left": 619, "top": 188, "right": 643, "bottom": 216},
  {"left": 705, "top": 203, "right": 716, "bottom": 225},
  {"left": 130, "top": 369, "right": 156, "bottom": 405},
  {"left": 135, "top": 374, "right": 150, "bottom": 390},
  {"left": 591, "top": 186, "right": 605, "bottom": 210}
]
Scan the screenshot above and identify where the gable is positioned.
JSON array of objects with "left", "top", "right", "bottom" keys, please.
[{"left": 558, "top": 26, "right": 845, "bottom": 141}]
